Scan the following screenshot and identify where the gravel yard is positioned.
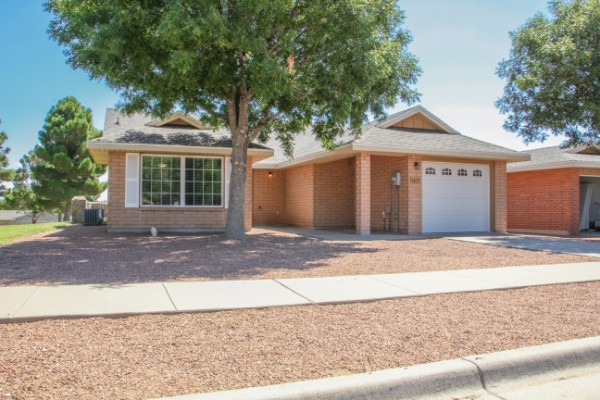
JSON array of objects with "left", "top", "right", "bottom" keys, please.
[
  {"left": 0, "top": 225, "right": 596, "bottom": 286},
  {"left": 1, "top": 282, "right": 599, "bottom": 400}
]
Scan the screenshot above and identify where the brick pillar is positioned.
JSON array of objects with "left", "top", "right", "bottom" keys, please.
[
  {"left": 355, "top": 153, "right": 371, "bottom": 234},
  {"left": 493, "top": 160, "right": 507, "bottom": 233},
  {"left": 407, "top": 155, "right": 423, "bottom": 234}
]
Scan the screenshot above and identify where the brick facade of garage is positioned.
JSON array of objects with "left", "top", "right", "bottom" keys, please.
[{"left": 507, "top": 168, "right": 581, "bottom": 235}]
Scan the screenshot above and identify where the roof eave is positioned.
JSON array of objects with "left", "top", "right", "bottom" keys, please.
[
  {"left": 507, "top": 160, "right": 600, "bottom": 173},
  {"left": 351, "top": 144, "right": 530, "bottom": 162},
  {"left": 88, "top": 142, "right": 274, "bottom": 165},
  {"left": 253, "top": 144, "right": 355, "bottom": 169}
]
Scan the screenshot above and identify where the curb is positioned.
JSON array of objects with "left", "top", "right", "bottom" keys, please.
[{"left": 151, "top": 336, "right": 600, "bottom": 400}]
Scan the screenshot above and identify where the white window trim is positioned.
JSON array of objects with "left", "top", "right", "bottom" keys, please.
[{"left": 139, "top": 154, "right": 224, "bottom": 208}]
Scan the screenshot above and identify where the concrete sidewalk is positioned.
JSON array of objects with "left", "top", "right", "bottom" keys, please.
[{"left": 2, "top": 261, "right": 600, "bottom": 322}]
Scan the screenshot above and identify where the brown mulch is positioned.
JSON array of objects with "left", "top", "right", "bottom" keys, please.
[
  {"left": 0, "top": 225, "right": 596, "bottom": 286},
  {"left": 1, "top": 282, "right": 599, "bottom": 400}
]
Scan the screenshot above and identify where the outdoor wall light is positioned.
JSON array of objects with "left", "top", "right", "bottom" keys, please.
[
  {"left": 414, "top": 161, "right": 420, "bottom": 170},
  {"left": 268, "top": 171, "right": 273, "bottom": 178}
]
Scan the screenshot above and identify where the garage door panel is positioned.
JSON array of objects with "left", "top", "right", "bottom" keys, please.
[
  {"left": 422, "top": 162, "right": 490, "bottom": 233},
  {"left": 423, "top": 198, "right": 488, "bottom": 216},
  {"left": 423, "top": 216, "right": 488, "bottom": 233}
]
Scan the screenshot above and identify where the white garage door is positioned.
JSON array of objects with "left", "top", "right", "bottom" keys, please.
[{"left": 422, "top": 162, "right": 490, "bottom": 233}]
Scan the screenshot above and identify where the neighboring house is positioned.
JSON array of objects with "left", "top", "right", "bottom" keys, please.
[
  {"left": 0, "top": 210, "right": 58, "bottom": 225},
  {"left": 507, "top": 145, "right": 600, "bottom": 235},
  {"left": 88, "top": 105, "right": 528, "bottom": 234}
]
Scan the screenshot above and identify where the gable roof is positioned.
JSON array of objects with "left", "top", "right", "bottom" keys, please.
[
  {"left": 507, "top": 145, "right": 600, "bottom": 173},
  {"left": 88, "top": 109, "right": 274, "bottom": 164},
  {"left": 146, "top": 112, "right": 210, "bottom": 129},
  {"left": 376, "top": 105, "right": 460, "bottom": 133},
  {"left": 255, "top": 106, "right": 528, "bottom": 169}
]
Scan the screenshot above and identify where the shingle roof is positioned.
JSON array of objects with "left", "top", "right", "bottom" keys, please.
[
  {"left": 92, "top": 109, "right": 270, "bottom": 149},
  {"left": 507, "top": 145, "right": 600, "bottom": 172},
  {"left": 93, "top": 107, "right": 527, "bottom": 168},
  {"left": 255, "top": 116, "right": 526, "bottom": 167}
]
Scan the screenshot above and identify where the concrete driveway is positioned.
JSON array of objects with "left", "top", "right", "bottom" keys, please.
[{"left": 451, "top": 234, "right": 600, "bottom": 258}]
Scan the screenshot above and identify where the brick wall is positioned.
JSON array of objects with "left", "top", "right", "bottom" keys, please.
[
  {"left": 107, "top": 151, "right": 252, "bottom": 231},
  {"left": 507, "top": 168, "right": 580, "bottom": 235},
  {"left": 284, "top": 164, "right": 314, "bottom": 226},
  {"left": 370, "top": 156, "right": 408, "bottom": 232},
  {"left": 252, "top": 169, "right": 286, "bottom": 225},
  {"left": 313, "top": 158, "right": 355, "bottom": 227}
]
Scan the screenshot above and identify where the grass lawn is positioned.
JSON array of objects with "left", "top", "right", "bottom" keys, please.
[{"left": 0, "top": 222, "right": 70, "bottom": 245}]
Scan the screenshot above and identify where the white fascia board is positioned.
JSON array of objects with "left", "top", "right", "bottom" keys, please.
[
  {"left": 507, "top": 161, "right": 600, "bottom": 173},
  {"left": 351, "top": 144, "right": 530, "bottom": 162},
  {"left": 377, "top": 105, "right": 460, "bottom": 134},
  {"left": 88, "top": 142, "right": 274, "bottom": 160}
]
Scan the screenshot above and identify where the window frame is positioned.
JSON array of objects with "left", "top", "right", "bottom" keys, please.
[{"left": 139, "top": 154, "right": 224, "bottom": 208}]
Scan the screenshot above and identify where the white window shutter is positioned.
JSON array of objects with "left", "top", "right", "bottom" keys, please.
[
  {"left": 125, "top": 153, "right": 140, "bottom": 208},
  {"left": 224, "top": 157, "right": 232, "bottom": 208}
]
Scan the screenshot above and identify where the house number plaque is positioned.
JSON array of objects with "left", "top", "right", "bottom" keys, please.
[{"left": 409, "top": 177, "right": 421, "bottom": 184}]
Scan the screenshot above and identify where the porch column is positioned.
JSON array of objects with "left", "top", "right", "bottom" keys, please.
[
  {"left": 407, "top": 155, "right": 423, "bottom": 234},
  {"left": 493, "top": 160, "right": 507, "bottom": 233},
  {"left": 355, "top": 153, "right": 371, "bottom": 234}
]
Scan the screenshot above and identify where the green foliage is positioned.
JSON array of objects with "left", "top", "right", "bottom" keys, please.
[
  {"left": 31, "top": 97, "right": 107, "bottom": 220},
  {"left": 3, "top": 151, "right": 55, "bottom": 222},
  {"left": 46, "top": 0, "right": 420, "bottom": 147},
  {"left": 0, "top": 119, "right": 13, "bottom": 197},
  {"left": 497, "top": 0, "right": 600, "bottom": 146},
  {"left": 46, "top": 0, "right": 421, "bottom": 237},
  {"left": 0, "top": 222, "right": 70, "bottom": 245}
]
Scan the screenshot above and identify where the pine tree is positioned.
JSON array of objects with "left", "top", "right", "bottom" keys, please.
[
  {"left": 0, "top": 119, "right": 12, "bottom": 197},
  {"left": 32, "top": 97, "right": 107, "bottom": 221},
  {"left": 3, "top": 151, "right": 54, "bottom": 223}
]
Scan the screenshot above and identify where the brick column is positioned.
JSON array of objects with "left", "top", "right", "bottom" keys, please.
[
  {"left": 493, "top": 160, "right": 507, "bottom": 233},
  {"left": 407, "top": 155, "right": 423, "bottom": 234},
  {"left": 355, "top": 153, "right": 371, "bottom": 234}
]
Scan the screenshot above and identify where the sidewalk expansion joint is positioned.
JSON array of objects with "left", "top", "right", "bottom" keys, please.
[
  {"left": 272, "top": 279, "right": 316, "bottom": 304},
  {"left": 161, "top": 283, "right": 178, "bottom": 311},
  {"left": 12, "top": 286, "right": 40, "bottom": 318}
]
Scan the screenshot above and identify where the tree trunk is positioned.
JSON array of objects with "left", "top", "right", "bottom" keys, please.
[
  {"left": 225, "top": 133, "right": 250, "bottom": 240},
  {"left": 58, "top": 213, "right": 63, "bottom": 222},
  {"left": 63, "top": 201, "right": 72, "bottom": 222},
  {"left": 31, "top": 214, "right": 39, "bottom": 224}
]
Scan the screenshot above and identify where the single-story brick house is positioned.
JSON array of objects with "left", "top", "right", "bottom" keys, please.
[
  {"left": 88, "top": 105, "right": 528, "bottom": 234},
  {"left": 507, "top": 145, "right": 600, "bottom": 235}
]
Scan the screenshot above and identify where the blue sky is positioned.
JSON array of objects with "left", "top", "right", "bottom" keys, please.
[{"left": 0, "top": 0, "right": 564, "bottom": 168}]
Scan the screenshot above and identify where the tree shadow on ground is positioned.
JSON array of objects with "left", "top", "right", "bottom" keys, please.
[{"left": 0, "top": 225, "right": 376, "bottom": 286}]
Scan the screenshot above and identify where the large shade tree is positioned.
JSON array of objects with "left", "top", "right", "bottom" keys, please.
[
  {"left": 46, "top": 0, "right": 421, "bottom": 239},
  {"left": 496, "top": 0, "right": 600, "bottom": 146},
  {"left": 32, "top": 97, "right": 107, "bottom": 221}
]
